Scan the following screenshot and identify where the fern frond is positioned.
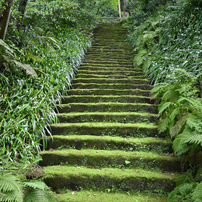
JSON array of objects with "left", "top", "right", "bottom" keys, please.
[
  {"left": 192, "top": 182, "right": 202, "bottom": 201},
  {"left": 170, "top": 115, "right": 187, "bottom": 138},
  {"left": 0, "top": 173, "right": 23, "bottom": 202},
  {"left": 162, "top": 88, "right": 180, "bottom": 102},
  {"left": 167, "top": 183, "right": 196, "bottom": 202},
  {"left": 158, "top": 116, "right": 170, "bottom": 133},
  {"left": 173, "top": 127, "right": 191, "bottom": 156},
  {"left": 158, "top": 101, "right": 175, "bottom": 115},
  {"left": 10, "top": 60, "right": 37, "bottom": 77},
  {"left": 23, "top": 181, "right": 47, "bottom": 191},
  {"left": 0, "top": 173, "right": 22, "bottom": 193},
  {"left": 152, "top": 82, "right": 169, "bottom": 98},
  {"left": 24, "top": 188, "right": 58, "bottom": 202},
  {"left": 186, "top": 114, "right": 202, "bottom": 133}
]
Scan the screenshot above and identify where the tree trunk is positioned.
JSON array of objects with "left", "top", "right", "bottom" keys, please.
[
  {"left": 0, "top": 0, "right": 13, "bottom": 40},
  {"left": 18, "top": 0, "right": 28, "bottom": 19},
  {"left": 123, "top": 0, "right": 127, "bottom": 17},
  {"left": 118, "top": 0, "right": 122, "bottom": 18}
]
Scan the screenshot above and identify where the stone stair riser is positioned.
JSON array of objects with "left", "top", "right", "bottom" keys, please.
[
  {"left": 61, "top": 96, "right": 155, "bottom": 104},
  {"left": 72, "top": 79, "right": 150, "bottom": 85},
  {"left": 41, "top": 152, "right": 180, "bottom": 172},
  {"left": 44, "top": 174, "right": 176, "bottom": 193},
  {"left": 50, "top": 125, "right": 158, "bottom": 137},
  {"left": 47, "top": 136, "right": 172, "bottom": 153},
  {"left": 57, "top": 104, "right": 158, "bottom": 113},
  {"left": 67, "top": 89, "right": 151, "bottom": 97},
  {"left": 57, "top": 114, "right": 157, "bottom": 123}
]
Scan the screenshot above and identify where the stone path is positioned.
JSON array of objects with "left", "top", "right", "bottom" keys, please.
[{"left": 40, "top": 23, "right": 180, "bottom": 202}]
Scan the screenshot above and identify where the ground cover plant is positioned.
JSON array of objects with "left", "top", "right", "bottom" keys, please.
[{"left": 125, "top": 0, "right": 202, "bottom": 200}]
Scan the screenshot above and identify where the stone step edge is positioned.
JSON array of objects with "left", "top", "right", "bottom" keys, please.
[
  {"left": 40, "top": 149, "right": 179, "bottom": 172},
  {"left": 43, "top": 165, "right": 179, "bottom": 192}
]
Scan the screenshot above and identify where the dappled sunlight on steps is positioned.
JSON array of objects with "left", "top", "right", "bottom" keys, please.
[{"left": 40, "top": 23, "right": 180, "bottom": 201}]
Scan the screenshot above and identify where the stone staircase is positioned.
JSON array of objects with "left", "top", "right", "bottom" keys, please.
[{"left": 40, "top": 23, "right": 180, "bottom": 202}]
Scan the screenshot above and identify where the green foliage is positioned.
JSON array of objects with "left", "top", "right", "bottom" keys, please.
[
  {"left": 0, "top": 172, "right": 23, "bottom": 202},
  {"left": 128, "top": 0, "right": 201, "bottom": 165},
  {"left": 168, "top": 169, "right": 202, "bottom": 202},
  {"left": 0, "top": 0, "right": 96, "bottom": 164},
  {"left": 0, "top": 171, "right": 58, "bottom": 202},
  {"left": 152, "top": 70, "right": 202, "bottom": 157}
]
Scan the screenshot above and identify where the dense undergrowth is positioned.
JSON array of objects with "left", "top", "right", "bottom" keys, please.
[
  {"left": 0, "top": 0, "right": 96, "bottom": 165},
  {"left": 124, "top": 0, "right": 201, "bottom": 200}
]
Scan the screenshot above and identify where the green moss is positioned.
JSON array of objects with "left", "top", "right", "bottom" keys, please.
[
  {"left": 57, "top": 190, "right": 167, "bottom": 202},
  {"left": 47, "top": 135, "right": 172, "bottom": 153},
  {"left": 62, "top": 95, "right": 155, "bottom": 104},
  {"left": 40, "top": 148, "right": 179, "bottom": 172},
  {"left": 43, "top": 165, "right": 179, "bottom": 192},
  {"left": 50, "top": 122, "right": 158, "bottom": 137},
  {"left": 76, "top": 74, "right": 144, "bottom": 79},
  {"left": 80, "top": 63, "right": 133, "bottom": 68},
  {"left": 73, "top": 78, "right": 149, "bottom": 85},
  {"left": 57, "top": 111, "right": 157, "bottom": 123},
  {"left": 57, "top": 102, "right": 158, "bottom": 114},
  {"left": 78, "top": 70, "right": 143, "bottom": 75},
  {"left": 67, "top": 89, "right": 150, "bottom": 96}
]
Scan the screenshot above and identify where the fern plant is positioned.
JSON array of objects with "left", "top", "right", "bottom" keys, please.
[
  {"left": 0, "top": 172, "right": 23, "bottom": 202},
  {"left": 0, "top": 171, "right": 58, "bottom": 202},
  {"left": 152, "top": 69, "right": 202, "bottom": 160}
]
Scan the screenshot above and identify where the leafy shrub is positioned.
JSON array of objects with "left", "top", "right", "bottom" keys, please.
[
  {"left": 152, "top": 69, "right": 202, "bottom": 162},
  {"left": 168, "top": 170, "right": 202, "bottom": 202}
]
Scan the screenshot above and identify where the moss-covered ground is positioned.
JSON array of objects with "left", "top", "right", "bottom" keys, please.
[{"left": 40, "top": 22, "right": 180, "bottom": 201}]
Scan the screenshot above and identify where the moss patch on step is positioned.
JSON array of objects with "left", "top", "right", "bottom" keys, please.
[
  {"left": 57, "top": 111, "right": 157, "bottom": 123},
  {"left": 47, "top": 135, "right": 171, "bottom": 152},
  {"left": 43, "top": 166, "right": 179, "bottom": 192},
  {"left": 50, "top": 122, "right": 158, "bottom": 137},
  {"left": 73, "top": 78, "right": 149, "bottom": 85},
  {"left": 57, "top": 190, "right": 167, "bottom": 202},
  {"left": 57, "top": 102, "right": 158, "bottom": 114},
  {"left": 62, "top": 95, "right": 155, "bottom": 104},
  {"left": 40, "top": 149, "right": 180, "bottom": 172},
  {"left": 72, "top": 83, "right": 151, "bottom": 90}
]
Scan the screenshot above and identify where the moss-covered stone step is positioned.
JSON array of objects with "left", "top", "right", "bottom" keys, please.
[
  {"left": 93, "top": 38, "right": 128, "bottom": 41},
  {"left": 57, "top": 112, "right": 157, "bottom": 123},
  {"left": 50, "top": 122, "right": 157, "bottom": 137},
  {"left": 81, "top": 61, "right": 132, "bottom": 66},
  {"left": 89, "top": 46, "right": 131, "bottom": 50},
  {"left": 57, "top": 190, "right": 167, "bottom": 202},
  {"left": 47, "top": 135, "right": 172, "bottom": 153},
  {"left": 76, "top": 74, "right": 145, "bottom": 80},
  {"left": 77, "top": 71, "right": 144, "bottom": 77},
  {"left": 79, "top": 66, "right": 135, "bottom": 72},
  {"left": 80, "top": 63, "right": 133, "bottom": 67},
  {"left": 91, "top": 45, "right": 131, "bottom": 49},
  {"left": 57, "top": 103, "right": 158, "bottom": 113},
  {"left": 86, "top": 50, "right": 131, "bottom": 55},
  {"left": 84, "top": 55, "right": 132, "bottom": 60},
  {"left": 82, "top": 59, "right": 133, "bottom": 64},
  {"left": 62, "top": 95, "right": 155, "bottom": 104},
  {"left": 43, "top": 166, "right": 179, "bottom": 192},
  {"left": 67, "top": 89, "right": 151, "bottom": 97},
  {"left": 41, "top": 149, "right": 179, "bottom": 172},
  {"left": 78, "top": 70, "right": 144, "bottom": 76},
  {"left": 72, "top": 78, "right": 149, "bottom": 85},
  {"left": 72, "top": 83, "right": 151, "bottom": 90}
]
